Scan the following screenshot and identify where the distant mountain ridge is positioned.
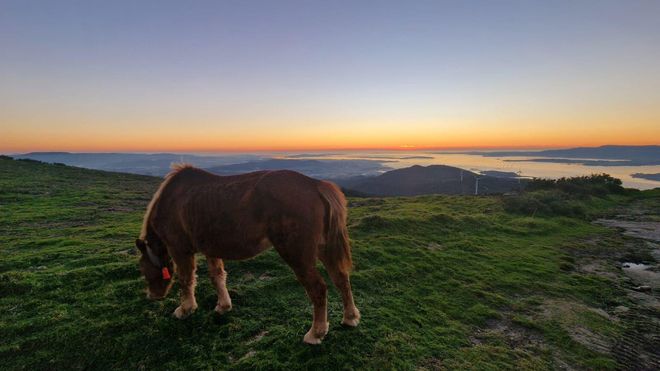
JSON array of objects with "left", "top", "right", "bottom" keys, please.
[
  {"left": 10, "top": 152, "right": 389, "bottom": 179},
  {"left": 11, "top": 152, "right": 261, "bottom": 176},
  {"left": 206, "top": 159, "right": 388, "bottom": 179},
  {"left": 450, "top": 145, "right": 660, "bottom": 166}
]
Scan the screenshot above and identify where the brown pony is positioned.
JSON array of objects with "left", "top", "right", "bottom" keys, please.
[{"left": 135, "top": 164, "right": 360, "bottom": 344}]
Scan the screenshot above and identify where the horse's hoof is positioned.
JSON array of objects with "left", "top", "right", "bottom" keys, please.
[
  {"left": 214, "top": 303, "right": 232, "bottom": 315},
  {"left": 342, "top": 308, "right": 361, "bottom": 327},
  {"left": 342, "top": 317, "right": 360, "bottom": 327},
  {"left": 173, "top": 305, "right": 197, "bottom": 319},
  {"left": 303, "top": 322, "right": 328, "bottom": 345},
  {"left": 303, "top": 330, "right": 323, "bottom": 345}
]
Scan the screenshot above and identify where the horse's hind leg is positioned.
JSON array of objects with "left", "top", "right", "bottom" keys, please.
[
  {"left": 275, "top": 243, "right": 328, "bottom": 344},
  {"left": 320, "top": 256, "right": 360, "bottom": 327},
  {"left": 173, "top": 254, "right": 198, "bottom": 319},
  {"left": 206, "top": 256, "right": 232, "bottom": 314}
]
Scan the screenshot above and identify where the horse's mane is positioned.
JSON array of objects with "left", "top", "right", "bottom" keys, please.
[{"left": 139, "top": 162, "right": 194, "bottom": 240}]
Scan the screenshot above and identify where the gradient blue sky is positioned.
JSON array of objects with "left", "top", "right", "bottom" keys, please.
[{"left": 1, "top": 0, "right": 659, "bottom": 151}]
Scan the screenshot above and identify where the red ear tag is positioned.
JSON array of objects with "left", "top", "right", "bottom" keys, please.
[{"left": 161, "top": 267, "right": 171, "bottom": 280}]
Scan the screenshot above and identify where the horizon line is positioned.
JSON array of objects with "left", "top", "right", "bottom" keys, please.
[{"left": 3, "top": 143, "right": 659, "bottom": 155}]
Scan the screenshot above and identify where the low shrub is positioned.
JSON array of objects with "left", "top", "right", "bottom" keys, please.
[
  {"left": 504, "top": 190, "right": 586, "bottom": 217},
  {"left": 525, "top": 174, "right": 623, "bottom": 197},
  {"left": 504, "top": 174, "right": 623, "bottom": 217}
]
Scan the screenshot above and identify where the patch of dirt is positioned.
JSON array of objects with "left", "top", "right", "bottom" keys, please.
[
  {"left": 577, "top": 198, "right": 660, "bottom": 370},
  {"left": 469, "top": 316, "right": 545, "bottom": 350},
  {"left": 612, "top": 308, "right": 660, "bottom": 370},
  {"left": 577, "top": 260, "right": 619, "bottom": 280},
  {"left": 238, "top": 350, "right": 256, "bottom": 361},
  {"left": 537, "top": 299, "right": 614, "bottom": 354},
  {"left": 246, "top": 330, "right": 268, "bottom": 345},
  {"left": 525, "top": 197, "right": 660, "bottom": 370},
  {"left": 594, "top": 219, "right": 660, "bottom": 242}
]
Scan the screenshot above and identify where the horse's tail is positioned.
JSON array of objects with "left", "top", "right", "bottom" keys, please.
[{"left": 317, "top": 180, "right": 352, "bottom": 271}]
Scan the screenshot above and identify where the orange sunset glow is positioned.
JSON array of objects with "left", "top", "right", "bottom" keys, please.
[{"left": 2, "top": 114, "right": 658, "bottom": 153}]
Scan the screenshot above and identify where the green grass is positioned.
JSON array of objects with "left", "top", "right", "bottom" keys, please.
[{"left": 0, "top": 158, "right": 654, "bottom": 370}]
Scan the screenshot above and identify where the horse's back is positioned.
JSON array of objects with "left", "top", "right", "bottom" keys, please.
[{"left": 152, "top": 168, "right": 327, "bottom": 258}]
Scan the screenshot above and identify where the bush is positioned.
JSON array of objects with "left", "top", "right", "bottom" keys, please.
[
  {"left": 525, "top": 174, "right": 623, "bottom": 197},
  {"left": 504, "top": 189, "right": 586, "bottom": 217},
  {"left": 504, "top": 174, "right": 623, "bottom": 217},
  {"left": 16, "top": 158, "right": 42, "bottom": 164}
]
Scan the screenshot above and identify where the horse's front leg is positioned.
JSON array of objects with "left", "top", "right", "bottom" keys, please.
[
  {"left": 206, "top": 256, "right": 232, "bottom": 314},
  {"left": 173, "top": 255, "right": 198, "bottom": 319}
]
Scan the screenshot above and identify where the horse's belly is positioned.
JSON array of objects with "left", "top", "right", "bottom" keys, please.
[{"left": 204, "top": 237, "right": 272, "bottom": 260}]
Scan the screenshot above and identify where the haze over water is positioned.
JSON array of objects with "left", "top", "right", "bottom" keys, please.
[{"left": 264, "top": 150, "right": 659, "bottom": 190}]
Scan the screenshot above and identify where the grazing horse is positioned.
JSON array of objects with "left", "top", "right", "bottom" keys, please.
[{"left": 135, "top": 164, "right": 360, "bottom": 344}]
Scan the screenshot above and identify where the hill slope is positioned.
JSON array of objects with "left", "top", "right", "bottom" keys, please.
[{"left": 1, "top": 158, "right": 658, "bottom": 370}]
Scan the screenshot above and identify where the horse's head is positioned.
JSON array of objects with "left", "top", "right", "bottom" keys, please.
[{"left": 135, "top": 238, "right": 174, "bottom": 300}]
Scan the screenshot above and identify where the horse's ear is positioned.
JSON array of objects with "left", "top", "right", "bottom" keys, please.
[{"left": 135, "top": 239, "right": 147, "bottom": 253}]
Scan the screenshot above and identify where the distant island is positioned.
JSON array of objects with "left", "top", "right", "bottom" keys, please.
[
  {"left": 479, "top": 170, "right": 521, "bottom": 178},
  {"left": 503, "top": 158, "right": 632, "bottom": 166},
  {"left": 438, "top": 145, "right": 660, "bottom": 166},
  {"left": 631, "top": 173, "right": 660, "bottom": 182},
  {"left": 400, "top": 156, "right": 434, "bottom": 160}
]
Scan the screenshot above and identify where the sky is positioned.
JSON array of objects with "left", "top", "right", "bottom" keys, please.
[{"left": 1, "top": 0, "right": 659, "bottom": 153}]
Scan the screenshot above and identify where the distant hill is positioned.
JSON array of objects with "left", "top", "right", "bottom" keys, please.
[
  {"left": 443, "top": 145, "right": 660, "bottom": 166},
  {"left": 336, "top": 165, "right": 523, "bottom": 196},
  {"left": 205, "top": 158, "right": 388, "bottom": 179}
]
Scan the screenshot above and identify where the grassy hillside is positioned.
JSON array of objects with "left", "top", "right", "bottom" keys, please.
[{"left": 1, "top": 157, "right": 657, "bottom": 370}]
